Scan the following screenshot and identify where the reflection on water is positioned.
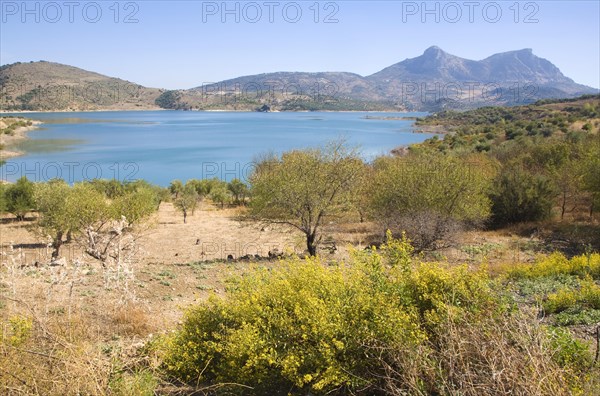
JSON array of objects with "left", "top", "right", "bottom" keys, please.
[
  {"left": 42, "top": 118, "right": 159, "bottom": 125},
  {"left": 14, "top": 139, "right": 87, "bottom": 154}
]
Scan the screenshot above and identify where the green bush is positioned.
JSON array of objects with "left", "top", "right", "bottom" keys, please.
[
  {"left": 490, "top": 162, "right": 557, "bottom": 227},
  {"left": 0, "top": 183, "right": 7, "bottom": 213},
  {"left": 547, "top": 326, "right": 594, "bottom": 371},
  {"left": 368, "top": 154, "right": 493, "bottom": 250},
  {"left": 109, "top": 370, "right": 158, "bottom": 396},
  {"left": 4, "top": 176, "right": 35, "bottom": 220}
]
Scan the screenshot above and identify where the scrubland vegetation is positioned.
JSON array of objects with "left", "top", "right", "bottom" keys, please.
[
  {"left": 0, "top": 117, "right": 33, "bottom": 137},
  {"left": 1, "top": 95, "right": 599, "bottom": 394}
]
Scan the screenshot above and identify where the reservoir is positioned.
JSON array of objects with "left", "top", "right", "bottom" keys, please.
[{"left": 2, "top": 110, "right": 433, "bottom": 186}]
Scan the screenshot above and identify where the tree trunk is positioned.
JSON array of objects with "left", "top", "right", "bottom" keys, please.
[
  {"left": 306, "top": 232, "right": 317, "bottom": 256},
  {"left": 183, "top": 209, "right": 187, "bottom": 224},
  {"left": 52, "top": 231, "right": 64, "bottom": 260}
]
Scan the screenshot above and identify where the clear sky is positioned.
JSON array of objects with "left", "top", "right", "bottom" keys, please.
[{"left": 1, "top": 0, "right": 599, "bottom": 89}]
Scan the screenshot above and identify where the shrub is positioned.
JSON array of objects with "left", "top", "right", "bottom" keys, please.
[
  {"left": 382, "top": 314, "right": 574, "bottom": 396},
  {"left": 0, "top": 183, "right": 7, "bottom": 213},
  {"left": 160, "top": 235, "right": 521, "bottom": 395},
  {"left": 4, "top": 176, "right": 35, "bottom": 220},
  {"left": 368, "top": 154, "right": 493, "bottom": 250},
  {"left": 547, "top": 326, "right": 594, "bottom": 371},
  {"left": 1, "top": 315, "right": 33, "bottom": 347},
  {"left": 544, "top": 278, "right": 600, "bottom": 314},
  {"left": 162, "top": 255, "right": 425, "bottom": 393},
  {"left": 506, "top": 252, "right": 600, "bottom": 280},
  {"left": 490, "top": 163, "right": 557, "bottom": 227},
  {"left": 0, "top": 312, "right": 117, "bottom": 395}
]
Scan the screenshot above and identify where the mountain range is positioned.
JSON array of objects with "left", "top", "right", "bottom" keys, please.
[{"left": 1, "top": 46, "right": 597, "bottom": 112}]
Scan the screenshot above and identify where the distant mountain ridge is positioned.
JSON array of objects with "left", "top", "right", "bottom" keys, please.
[
  {"left": 1, "top": 47, "right": 597, "bottom": 112},
  {"left": 360, "top": 46, "right": 596, "bottom": 110}
]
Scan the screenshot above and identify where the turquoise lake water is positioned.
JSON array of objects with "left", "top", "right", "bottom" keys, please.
[{"left": 2, "top": 111, "right": 432, "bottom": 186}]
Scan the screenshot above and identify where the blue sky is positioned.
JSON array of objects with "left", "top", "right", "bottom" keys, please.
[{"left": 1, "top": 1, "right": 599, "bottom": 89}]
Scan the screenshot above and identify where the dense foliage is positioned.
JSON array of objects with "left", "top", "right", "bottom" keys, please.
[
  {"left": 4, "top": 176, "right": 35, "bottom": 220},
  {"left": 155, "top": 90, "right": 188, "bottom": 110},
  {"left": 368, "top": 153, "right": 493, "bottom": 250},
  {"left": 160, "top": 235, "right": 595, "bottom": 395},
  {"left": 413, "top": 96, "right": 600, "bottom": 225}
]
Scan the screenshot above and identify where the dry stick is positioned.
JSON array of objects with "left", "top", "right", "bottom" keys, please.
[
  {"left": 595, "top": 325, "right": 600, "bottom": 364},
  {"left": 67, "top": 280, "right": 74, "bottom": 322},
  {"left": 5, "top": 249, "right": 18, "bottom": 311},
  {"left": 0, "top": 365, "right": 31, "bottom": 389},
  {"left": 9, "top": 345, "right": 60, "bottom": 360}
]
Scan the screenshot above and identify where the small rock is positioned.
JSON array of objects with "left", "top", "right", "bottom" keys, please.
[{"left": 50, "top": 257, "right": 67, "bottom": 266}]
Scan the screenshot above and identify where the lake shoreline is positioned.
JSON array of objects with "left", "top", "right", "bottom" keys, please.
[
  {"left": 0, "top": 108, "right": 418, "bottom": 114},
  {"left": 0, "top": 119, "right": 43, "bottom": 159}
]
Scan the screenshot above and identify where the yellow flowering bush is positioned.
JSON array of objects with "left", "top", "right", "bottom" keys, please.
[
  {"left": 1, "top": 315, "right": 32, "bottom": 347},
  {"left": 544, "top": 277, "right": 600, "bottom": 314},
  {"left": 507, "top": 252, "right": 600, "bottom": 280},
  {"left": 161, "top": 234, "right": 507, "bottom": 394}
]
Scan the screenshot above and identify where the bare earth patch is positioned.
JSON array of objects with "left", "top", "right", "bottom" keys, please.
[{"left": 0, "top": 202, "right": 306, "bottom": 329}]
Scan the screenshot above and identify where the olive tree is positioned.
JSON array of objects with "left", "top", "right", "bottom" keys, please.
[
  {"left": 581, "top": 135, "right": 600, "bottom": 217},
  {"left": 174, "top": 184, "right": 198, "bottom": 223},
  {"left": 209, "top": 183, "right": 230, "bottom": 209},
  {"left": 186, "top": 178, "right": 220, "bottom": 198},
  {"left": 249, "top": 142, "right": 363, "bottom": 256},
  {"left": 369, "top": 154, "right": 493, "bottom": 250},
  {"left": 227, "top": 178, "right": 249, "bottom": 205},
  {"left": 35, "top": 181, "right": 108, "bottom": 259},
  {"left": 111, "top": 186, "right": 158, "bottom": 226},
  {"left": 169, "top": 179, "right": 184, "bottom": 199},
  {"left": 5, "top": 176, "right": 35, "bottom": 221},
  {"left": 35, "top": 180, "right": 159, "bottom": 261}
]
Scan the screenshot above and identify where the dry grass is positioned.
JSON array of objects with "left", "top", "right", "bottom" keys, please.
[
  {"left": 379, "top": 312, "right": 577, "bottom": 396},
  {"left": 111, "top": 304, "right": 151, "bottom": 337}
]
